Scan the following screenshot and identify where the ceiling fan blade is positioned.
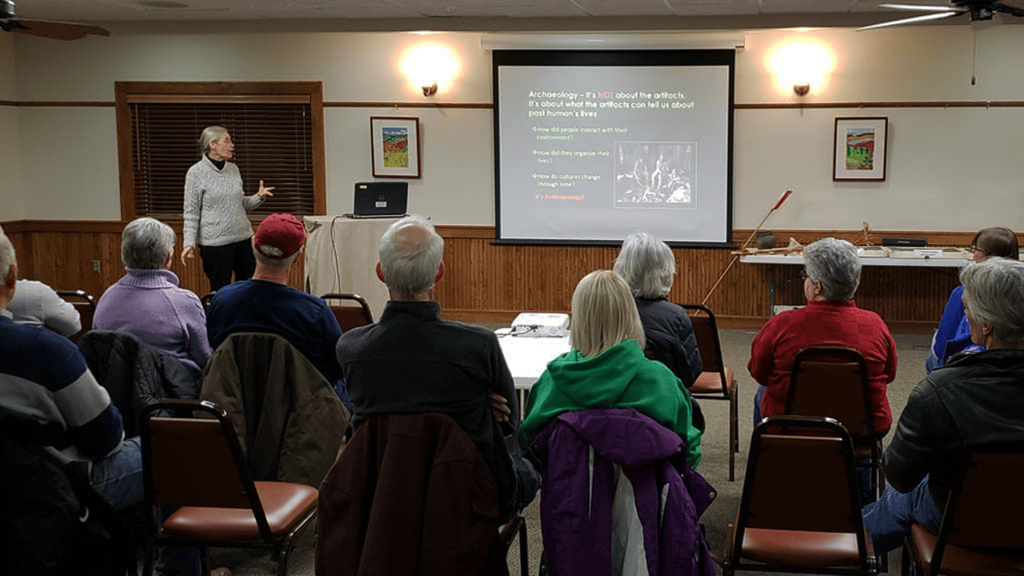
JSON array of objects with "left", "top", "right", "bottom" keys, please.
[
  {"left": 994, "top": 1, "right": 1024, "bottom": 17},
  {"left": 858, "top": 10, "right": 964, "bottom": 30},
  {"left": 880, "top": 3, "right": 962, "bottom": 11},
  {"left": 10, "top": 19, "right": 109, "bottom": 40}
]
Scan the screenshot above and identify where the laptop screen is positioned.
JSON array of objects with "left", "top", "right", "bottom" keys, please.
[{"left": 353, "top": 182, "right": 408, "bottom": 218}]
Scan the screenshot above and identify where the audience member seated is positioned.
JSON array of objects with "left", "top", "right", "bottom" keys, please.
[
  {"left": 519, "top": 269, "right": 703, "bottom": 470},
  {"left": 206, "top": 213, "right": 350, "bottom": 410},
  {"left": 94, "top": 217, "right": 212, "bottom": 378},
  {"left": 0, "top": 225, "right": 141, "bottom": 511},
  {"left": 7, "top": 278, "right": 81, "bottom": 337},
  {"left": 748, "top": 237, "right": 897, "bottom": 434},
  {"left": 862, "top": 258, "right": 1024, "bottom": 553},
  {"left": 926, "top": 226, "right": 1019, "bottom": 372},
  {"left": 336, "top": 215, "right": 538, "bottom": 522},
  {"left": 614, "top": 231, "right": 705, "bottom": 431}
]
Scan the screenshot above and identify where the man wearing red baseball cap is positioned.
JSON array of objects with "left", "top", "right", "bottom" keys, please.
[{"left": 206, "top": 213, "right": 351, "bottom": 409}]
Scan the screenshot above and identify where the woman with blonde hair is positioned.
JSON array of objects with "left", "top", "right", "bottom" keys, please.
[{"left": 519, "top": 269, "right": 702, "bottom": 469}]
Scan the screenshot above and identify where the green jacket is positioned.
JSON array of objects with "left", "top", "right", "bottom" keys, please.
[{"left": 520, "top": 339, "right": 702, "bottom": 468}]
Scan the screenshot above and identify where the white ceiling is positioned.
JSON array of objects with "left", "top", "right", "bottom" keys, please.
[{"left": 12, "top": 0, "right": 1022, "bottom": 32}]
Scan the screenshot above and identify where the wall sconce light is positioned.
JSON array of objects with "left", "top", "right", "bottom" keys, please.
[
  {"left": 769, "top": 40, "right": 833, "bottom": 98},
  {"left": 401, "top": 42, "right": 459, "bottom": 98}
]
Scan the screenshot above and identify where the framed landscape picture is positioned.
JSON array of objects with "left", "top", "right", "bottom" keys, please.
[
  {"left": 833, "top": 116, "right": 888, "bottom": 181},
  {"left": 370, "top": 116, "right": 421, "bottom": 178}
]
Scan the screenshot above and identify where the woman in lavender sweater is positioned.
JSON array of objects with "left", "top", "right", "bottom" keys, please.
[{"left": 94, "top": 217, "right": 212, "bottom": 376}]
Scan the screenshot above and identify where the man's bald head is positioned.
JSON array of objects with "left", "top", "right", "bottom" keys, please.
[{"left": 378, "top": 216, "right": 444, "bottom": 300}]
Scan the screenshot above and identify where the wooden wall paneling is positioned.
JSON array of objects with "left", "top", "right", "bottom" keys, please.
[{"left": 4, "top": 220, "right": 991, "bottom": 331}]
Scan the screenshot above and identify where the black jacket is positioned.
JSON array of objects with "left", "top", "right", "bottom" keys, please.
[
  {"left": 78, "top": 330, "right": 199, "bottom": 437},
  {"left": 883, "top": 349, "right": 1024, "bottom": 508},
  {"left": 635, "top": 297, "right": 702, "bottom": 388}
]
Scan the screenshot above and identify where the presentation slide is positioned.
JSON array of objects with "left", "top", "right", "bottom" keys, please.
[{"left": 493, "top": 50, "right": 734, "bottom": 246}]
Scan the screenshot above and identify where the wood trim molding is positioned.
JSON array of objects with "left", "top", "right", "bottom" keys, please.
[
  {"left": 736, "top": 100, "right": 1024, "bottom": 110},
  {"left": 113, "top": 81, "right": 328, "bottom": 221},
  {"left": 325, "top": 102, "right": 493, "bottom": 109}
]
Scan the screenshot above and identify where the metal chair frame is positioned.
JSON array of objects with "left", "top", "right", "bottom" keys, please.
[
  {"left": 680, "top": 303, "right": 740, "bottom": 481},
  {"left": 725, "top": 415, "right": 877, "bottom": 576},
  {"left": 139, "top": 399, "right": 317, "bottom": 576}
]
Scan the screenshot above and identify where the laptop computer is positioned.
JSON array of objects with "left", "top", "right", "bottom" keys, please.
[{"left": 351, "top": 181, "right": 408, "bottom": 219}]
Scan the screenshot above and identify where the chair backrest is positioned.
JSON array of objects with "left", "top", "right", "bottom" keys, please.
[
  {"left": 932, "top": 449, "right": 1024, "bottom": 562},
  {"left": 786, "top": 346, "right": 875, "bottom": 440},
  {"left": 56, "top": 289, "right": 96, "bottom": 342},
  {"left": 200, "top": 291, "right": 216, "bottom": 312},
  {"left": 320, "top": 292, "right": 373, "bottom": 331},
  {"left": 732, "top": 416, "right": 870, "bottom": 568},
  {"left": 140, "top": 399, "right": 273, "bottom": 541},
  {"left": 680, "top": 303, "right": 728, "bottom": 393}
]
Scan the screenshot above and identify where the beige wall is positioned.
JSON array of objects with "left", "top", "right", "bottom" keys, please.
[
  {"left": 7, "top": 25, "right": 1024, "bottom": 230},
  {"left": 1, "top": 33, "right": 23, "bottom": 220}
]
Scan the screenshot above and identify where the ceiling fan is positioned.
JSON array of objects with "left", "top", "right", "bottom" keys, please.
[
  {"left": 0, "top": 0, "right": 110, "bottom": 40},
  {"left": 859, "top": 0, "right": 1024, "bottom": 30}
]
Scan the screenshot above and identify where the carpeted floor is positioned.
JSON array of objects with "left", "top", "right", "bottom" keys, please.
[{"left": 187, "top": 328, "right": 933, "bottom": 576}]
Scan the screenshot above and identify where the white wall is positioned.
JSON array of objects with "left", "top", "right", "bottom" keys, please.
[
  {"left": 9, "top": 25, "right": 1024, "bottom": 230},
  {"left": 1, "top": 33, "right": 23, "bottom": 220}
]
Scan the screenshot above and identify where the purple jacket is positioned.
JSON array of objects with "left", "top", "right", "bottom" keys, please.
[{"left": 534, "top": 409, "right": 716, "bottom": 576}]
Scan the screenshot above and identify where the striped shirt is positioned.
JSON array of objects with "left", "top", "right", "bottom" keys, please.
[{"left": 0, "top": 312, "right": 124, "bottom": 462}]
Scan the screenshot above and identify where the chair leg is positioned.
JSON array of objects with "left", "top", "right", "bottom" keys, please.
[
  {"left": 729, "top": 389, "right": 738, "bottom": 482},
  {"left": 142, "top": 539, "right": 156, "bottom": 576},
  {"left": 518, "top": 520, "right": 529, "bottom": 576}
]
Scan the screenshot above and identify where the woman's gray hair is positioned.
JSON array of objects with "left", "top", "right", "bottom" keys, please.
[
  {"left": 121, "top": 217, "right": 175, "bottom": 270},
  {"left": 199, "top": 125, "right": 228, "bottom": 155},
  {"left": 0, "top": 226, "right": 15, "bottom": 285},
  {"left": 570, "top": 270, "right": 646, "bottom": 358},
  {"left": 613, "top": 232, "right": 676, "bottom": 298},
  {"left": 960, "top": 258, "right": 1024, "bottom": 344},
  {"left": 378, "top": 215, "right": 444, "bottom": 299},
  {"left": 803, "top": 237, "right": 862, "bottom": 301}
]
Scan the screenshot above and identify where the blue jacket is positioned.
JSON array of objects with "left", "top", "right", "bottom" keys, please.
[{"left": 533, "top": 409, "right": 716, "bottom": 576}]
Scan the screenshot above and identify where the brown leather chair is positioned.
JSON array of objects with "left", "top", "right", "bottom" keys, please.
[
  {"left": 200, "top": 291, "right": 216, "bottom": 312},
  {"left": 905, "top": 450, "right": 1024, "bottom": 576},
  {"left": 680, "top": 303, "right": 740, "bottom": 481},
  {"left": 139, "top": 399, "right": 318, "bottom": 576},
  {"left": 55, "top": 289, "right": 96, "bottom": 343},
  {"left": 786, "top": 346, "right": 886, "bottom": 503},
  {"left": 724, "top": 416, "right": 877, "bottom": 576},
  {"left": 320, "top": 292, "right": 373, "bottom": 331}
]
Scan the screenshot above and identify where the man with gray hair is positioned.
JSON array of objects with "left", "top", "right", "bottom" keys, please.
[
  {"left": 94, "top": 217, "right": 212, "bottom": 376},
  {"left": 0, "top": 225, "right": 142, "bottom": 509},
  {"left": 336, "top": 215, "right": 539, "bottom": 522},
  {"left": 862, "top": 257, "right": 1024, "bottom": 553},
  {"left": 205, "top": 213, "right": 350, "bottom": 408}
]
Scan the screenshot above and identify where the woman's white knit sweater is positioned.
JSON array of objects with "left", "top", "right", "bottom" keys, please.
[{"left": 183, "top": 155, "right": 264, "bottom": 248}]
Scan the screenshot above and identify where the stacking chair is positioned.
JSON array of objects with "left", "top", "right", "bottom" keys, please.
[
  {"left": 680, "top": 303, "right": 740, "bottom": 481},
  {"left": 786, "top": 346, "right": 885, "bottom": 503},
  {"left": 200, "top": 291, "right": 216, "bottom": 312},
  {"left": 500, "top": 514, "right": 530, "bottom": 576},
  {"left": 56, "top": 288, "right": 96, "bottom": 342},
  {"left": 904, "top": 450, "right": 1024, "bottom": 576},
  {"left": 724, "top": 415, "right": 877, "bottom": 576},
  {"left": 139, "top": 399, "right": 318, "bottom": 576},
  {"left": 319, "top": 292, "right": 374, "bottom": 331}
]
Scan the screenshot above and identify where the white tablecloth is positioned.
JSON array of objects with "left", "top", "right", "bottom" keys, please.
[
  {"left": 497, "top": 331, "right": 571, "bottom": 390},
  {"left": 304, "top": 215, "right": 399, "bottom": 322}
]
